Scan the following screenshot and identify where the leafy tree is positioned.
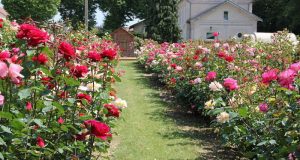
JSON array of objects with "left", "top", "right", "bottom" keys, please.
[
  {"left": 145, "top": 0, "right": 181, "bottom": 43},
  {"left": 2, "top": 0, "right": 61, "bottom": 22},
  {"left": 253, "top": 0, "right": 300, "bottom": 34},
  {"left": 59, "top": 0, "right": 98, "bottom": 29}
]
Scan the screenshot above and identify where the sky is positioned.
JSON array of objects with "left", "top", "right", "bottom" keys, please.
[{"left": 0, "top": 0, "right": 139, "bottom": 27}]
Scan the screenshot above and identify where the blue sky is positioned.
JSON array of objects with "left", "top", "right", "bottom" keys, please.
[{"left": 0, "top": 0, "right": 139, "bottom": 27}]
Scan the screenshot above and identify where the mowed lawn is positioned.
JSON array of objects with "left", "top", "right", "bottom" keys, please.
[
  {"left": 110, "top": 61, "right": 243, "bottom": 160},
  {"left": 111, "top": 61, "right": 206, "bottom": 160}
]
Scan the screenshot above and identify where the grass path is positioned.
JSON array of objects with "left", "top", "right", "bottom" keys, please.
[{"left": 111, "top": 61, "right": 239, "bottom": 160}]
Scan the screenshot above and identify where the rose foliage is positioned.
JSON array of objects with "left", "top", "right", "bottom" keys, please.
[
  {"left": 0, "top": 18, "right": 127, "bottom": 159},
  {"left": 137, "top": 32, "right": 300, "bottom": 159}
]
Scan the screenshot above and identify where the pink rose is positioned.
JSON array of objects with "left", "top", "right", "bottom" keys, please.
[
  {"left": 259, "top": 103, "right": 268, "bottom": 113},
  {"left": 223, "top": 78, "right": 239, "bottom": 91},
  {"left": 289, "top": 62, "right": 300, "bottom": 72},
  {"left": 262, "top": 69, "right": 278, "bottom": 84},
  {"left": 205, "top": 71, "right": 217, "bottom": 81},
  {"left": 9, "top": 63, "right": 24, "bottom": 83},
  {"left": 0, "top": 95, "right": 4, "bottom": 106},
  {"left": 0, "top": 61, "right": 8, "bottom": 78},
  {"left": 278, "top": 69, "right": 296, "bottom": 90}
]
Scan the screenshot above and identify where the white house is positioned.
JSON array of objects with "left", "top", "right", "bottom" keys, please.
[
  {"left": 130, "top": 0, "right": 262, "bottom": 41},
  {"left": 179, "top": 0, "right": 262, "bottom": 40},
  {"left": 0, "top": 7, "right": 9, "bottom": 19}
]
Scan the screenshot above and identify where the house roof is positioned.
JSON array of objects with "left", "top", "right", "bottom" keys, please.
[
  {"left": 129, "top": 20, "right": 145, "bottom": 29},
  {"left": 188, "top": 0, "right": 262, "bottom": 22},
  {"left": 0, "top": 8, "right": 9, "bottom": 16}
]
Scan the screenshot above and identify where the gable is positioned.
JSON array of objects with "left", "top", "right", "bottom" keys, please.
[{"left": 189, "top": 1, "right": 262, "bottom": 22}]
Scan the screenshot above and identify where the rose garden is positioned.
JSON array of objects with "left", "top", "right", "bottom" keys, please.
[{"left": 0, "top": 0, "right": 300, "bottom": 159}]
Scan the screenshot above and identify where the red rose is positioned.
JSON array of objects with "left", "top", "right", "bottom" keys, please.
[
  {"left": 58, "top": 117, "right": 64, "bottom": 124},
  {"left": 84, "top": 120, "right": 112, "bottom": 140},
  {"left": 70, "top": 65, "right": 89, "bottom": 78},
  {"left": 0, "top": 51, "right": 10, "bottom": 61},
  {"left": 104, "top": 104, "right": 120, "bottom": 118},
  {"left": 26, "top": 102, "right": 32, "bottom": 111},
  {"left": 17, "top": 24, "right": 49, "bottom": 46},
  {"left": 59, "top": 91, "right": 68, "bottom": 99},
  {"left": 101, "top": 49, "right": 117, "bottom": 60},
  {"left": 0, "top": 18, "right": 3, "bottom": 28},
  {"left": 170, "top": 63, "right": 177, "bottom": 69},
  {"left": 218, "top": 51, "right": 226, "bottom": 58},
  {"left": 32, "top": 53, "right": 48, "bottom": 65},
  {"left": 41, "top": 77, "right": 55, "bottom": 89},
  {"left": 36, "top": 136, "right": 45, "bottom": 148},
  {"left": 77, "top": 93, "right": 92, "bottom": 104},
  {"left": 225, "top": 55, "right": 234, "bottom": 62},
  {"left": 75, "top": 133, "right": 88, "bottom": 141},
  {"left": 88, "top": 51, "right": 102, "bottom": 62},
  {"left": 59, "top": 42, "right": 76, "bottom": 60}
]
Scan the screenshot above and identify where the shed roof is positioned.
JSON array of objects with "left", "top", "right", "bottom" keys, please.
[
  {"left": 0, "top": 7, "right": 9, "bottom": 16},
  {"left": 188, "top": 0, "right": 262, "bottom": 22},
  {"left": 111, "top": 27, "right": 135, "bottom": 38}
]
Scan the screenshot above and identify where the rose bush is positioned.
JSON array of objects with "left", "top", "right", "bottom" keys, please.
[
  {"left": 0, "top": 18, "right": 127, "bottom": 159},
  {"left": 137, "top": 31, "right": 300, "bottom": 159}
]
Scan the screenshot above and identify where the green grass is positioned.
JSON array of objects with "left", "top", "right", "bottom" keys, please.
[{"left": 111, "top": 61, "right": 242, "bottom": 160}]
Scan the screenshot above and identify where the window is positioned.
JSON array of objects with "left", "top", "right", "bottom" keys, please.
[
  {"left": 224, "top": 11, "right": 229, "bottom": 20},
  {"left": 206, "top": 32, "right": 214, "bottom": 40}
]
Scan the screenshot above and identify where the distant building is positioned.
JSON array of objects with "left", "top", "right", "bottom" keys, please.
[
  {"left": 111, "top": 28, "right": 135, "bottom": 57},
  {"left": 0, "top": 7, "right": 9, "bottom": 19},
  {"left": 130, "top": 0, "right": 262, "bottom": 41},
  {"left": 129, "top": 20, "right": 146, "bottom": 35}
]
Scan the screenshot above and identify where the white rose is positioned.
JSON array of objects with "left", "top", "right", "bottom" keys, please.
[
  {"left": 209, "top": 81, "right": 223, "bottom": 91},
  {"left": 217, "top": 112, "right": 230, "bottom": 123}
]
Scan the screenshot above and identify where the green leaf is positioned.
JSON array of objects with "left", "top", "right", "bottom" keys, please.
[
  {"left": 18, "top": 89, "right": 31, "bottom": 100},
  {"left": 0, "top": 112, "right": 13, "bottom": 120},
  {"left": 33, "top": 119, "right": 45, "bottom": 128},
  {"left": 63, "top": 77, "right": 80, "bottom": 87},
  {"left": 0, "top": 137, "right": 6, "bottom": 146},
  {"left": 238, "top": 107, "right": 248, "bottom": 118},
  {"left": 0, "top": 152, "right": 3, "bottom": 160},
  {"left": 269, "top": 140, "right": 276, "bottom": 145},
  {"left": 10, "top": 119, "right": 26, "bottom": 130},
  {"left": 113, "top": 75, "right": 122, "bottom": 82},
  {"left": 257, "top": 141, "right": 267, "bottom": 146},
  {"left": 58, "top": 148, "right": 64, "bottom": 154},
  {"left": 0, "top": 125, "right": 12, "bottom": 133},
  {"left": 41, "top": 46, "right": 54, "bottom": 57}
]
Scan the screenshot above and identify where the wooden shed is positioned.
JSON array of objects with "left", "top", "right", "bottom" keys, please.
[{"left": 111, "top": 28, "right": 135, "bottom": 57}]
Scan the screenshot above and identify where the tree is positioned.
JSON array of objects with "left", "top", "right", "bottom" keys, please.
[
  {"left": 253, "top": 0, "right": 300, "bottom": 35},
  {"left": 2, "top": 0, "right": 61, "bottom": 22},
  {"left": 145, "top": 0, "right": 181, "bottom": 43},
  {"left": 59, "top": 0, "right": 98, "bottom": 29}
]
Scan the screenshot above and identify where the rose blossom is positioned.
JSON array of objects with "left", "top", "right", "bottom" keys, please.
[
  {"left": 77, "top": 93, "right": 92, "bottom": 104},
  {"left": 101, "top": 49, "right": 117, "bottom": 60},
  {"left": 8, "top": 63, "right": 24, "bottom": 83},
  {"left": 277, "top": 69, "right": 296, "bottom": 90},
  {"left": 0, "top": 61, "right": 8, "bottom": 78},
  {"left": 70, "top": 65, "right": 89, "bottom": 78},
  {"left": 205, "top": 71, "right": 217, "bottom": 81},
  {"left": 59, "top": 41, "right": 76, "bottom": 60},
  {"left": 88, "top": 51, "right": 102, "bottom": 62},
  {"left": 26, "top": 102, "right": 32, "bottom": 111},
  {"left": 192, "top": 78, "right": 202, "bottom": 84},
  {"left": 84, "top": 120, "right": 112, "bottom": 140},
  {"left": 289, "top": 62, "right": 300, "bottom": 72},
  {"left": 209, "top": 81, "right": 223, "bottom": 91},
  {"left": 58, "top": 117, "right": 64, "bottom": 124},
  {"left": 261, "top": 69, "right": 278, "bottom": 84},
  {"left": 104, "top": 104, "right": 120, "bottom": 118},
  {"left": 17, "top": 24, "right": 49, "bottom": 46},
  {"left": 113, "top": 98, "right": 127, "bottom": 109},
  {"left": 0, "top": 94, "right": 4, "bottom": 106},
  {"left": 217, "top": 112, "right": 230, "bottom": 123},
  {"left": 36, "top": 136, "right": 45, "bottom": 148},
  {"left": 0, "top": 51, "right": 10, "bottom": 61},
  {"left": 259, "top": 103, "right": 268, "bottom": 113},
  {"left": 223, "top": 78, "right": 239, "bottom": 91},
  {"left": 204, "top": 100, "right": 215, "bottom": 110},
  {"left": 32, "top": 53, "right": 48, "bottom": 65}
]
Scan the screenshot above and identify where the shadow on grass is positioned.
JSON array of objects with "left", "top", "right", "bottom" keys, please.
[{"left": 132, "top": 61, "right": 244, "bottom": 160}]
